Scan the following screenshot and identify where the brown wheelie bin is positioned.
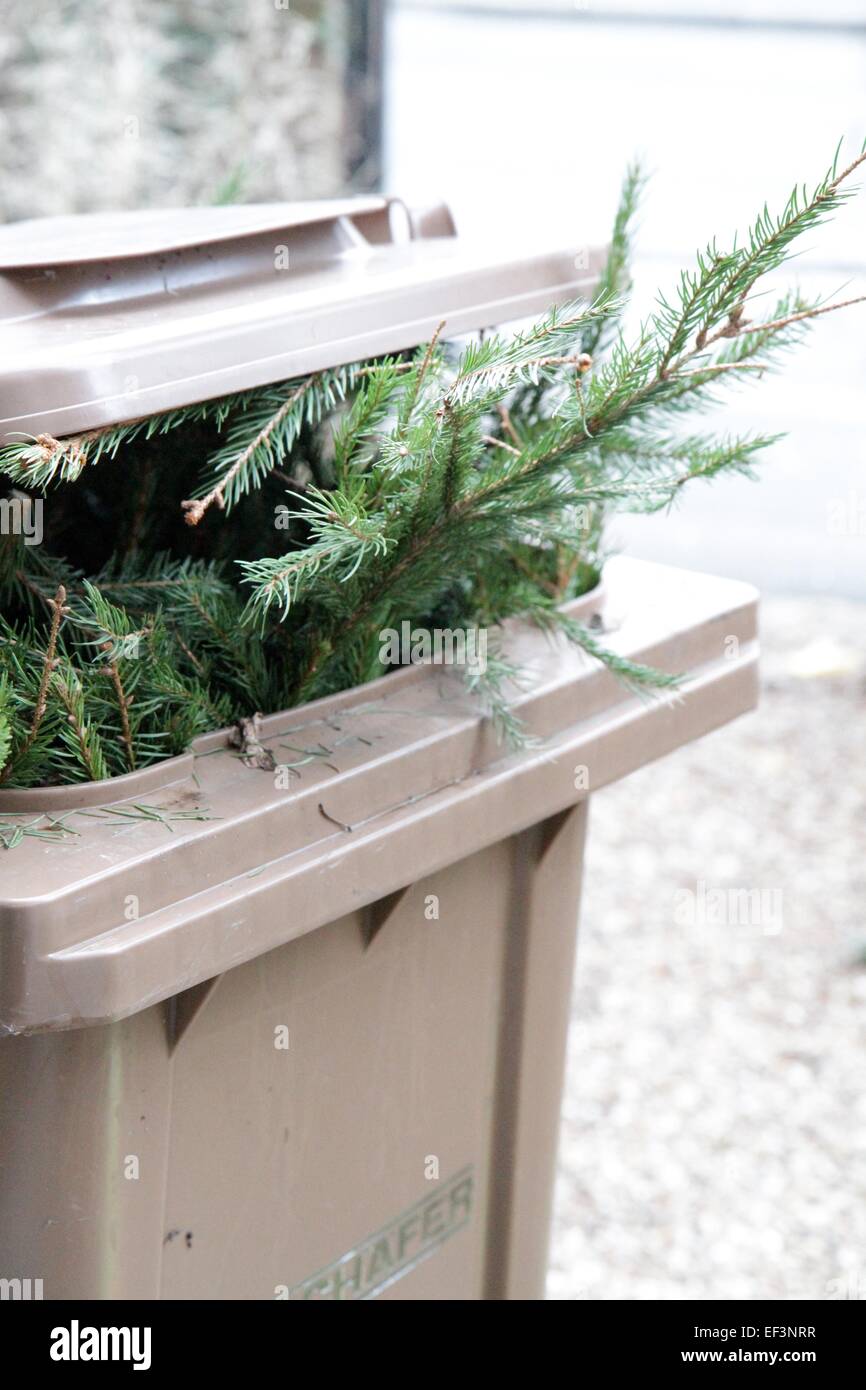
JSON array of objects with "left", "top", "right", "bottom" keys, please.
[{"left": 0, "top": 198, "right": 758, "bottom": 1299}]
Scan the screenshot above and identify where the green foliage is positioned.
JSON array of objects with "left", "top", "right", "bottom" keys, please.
[
  {"left": 184, "top": 366, "right": 359, "bottom": 520},
  {"left": 0, "top": 676, "right": 13, "bottom": 775},
  {"left": 1, "top": 143, "right": 863, "bottom": 789},
  {"left": 0, "top": 396, "right": 246, "bottom": 489},
  {"left": 240, "top": 483, "right": 394, "bottom": 625},
  {"left": 581, "top": 159, "right": 646, "bottom": 360}
]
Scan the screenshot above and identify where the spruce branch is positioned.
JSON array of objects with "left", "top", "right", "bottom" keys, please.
[
  {"left": 711, "top": 291, "right": 866, "bottom": 342},
  {"left": 240, "top": 484, "right": 393, "bottom": 623},
  {"left": 463, "top": 646, "right": 533, "bottom": 749},
  {"left": 182, "top": 379, "right": 316, "bottom": 524},
  {"left": 103, "top": 661, "right": 136, "bottom": 771},
  {"left": 71, "top": 581, "right": 153, "bottom": 664},
  {"left": 0, "top": 584, "right": 67, "bottom": 785},
  {"left": 51, "top": 662, "right": 109, "bottom": 784},
  {"left": 2, "top": 142, "right": 864, "bottom": 790},
  {"left": 582, "top": 159, "right": 646, "bottom": 359},
  {"left": 333, "top": 359, "right": 407, "bottom": 479},
  {"left": 540, "top": 607, "right": 679, "bottom": 695},
  {"left": 0, "top": 672, "right": 12, "bottom": 775},
  {"left": 0, "top": 395, "right": 247, "bottom": 490},
  {"left": 183, "top": 366, "right": 357, "bottom": 523},
  {"left": 654, "top": 141, "right": 866, "bottom": 375},
  {"left": 443, "top": 297, "right": 619, "bottom": 406},
  {"left": 397, "top": 321, "right": 447, "bottom": 431}
]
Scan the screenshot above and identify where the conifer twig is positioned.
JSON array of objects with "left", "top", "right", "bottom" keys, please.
[
  {"left": 482, "top": 434, "right": 521, "bottom": 456},
  {"left": 103, "top": 660, "right": 135, "bottom": 771},
  {"left": 182, "top": 377, "right": 318, "bottom": 525},
  {"left": 400, "top": 320, "right": 446, "bottom": 425},
  {"left": 716, "top": 292, "right": 866, "bottom": 342},
  {"left": 498, "top": 404, "right": 520, "bottom": 445},
  {"left": 10, "top": 417, "right": 150, "bottom": 486},
  {"left": 52, "top": 675, "right": 105, "bottom": 783},
  {"left": 0, "top": 584, "right": 67, "bottom": 784},
  {"left": 674, "top": 362, "right": 766, "bottom": 380}
]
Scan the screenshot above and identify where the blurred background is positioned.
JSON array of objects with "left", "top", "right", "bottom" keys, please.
[{"left": 2, "top": 0, "right": 864, "bottom": 1301}]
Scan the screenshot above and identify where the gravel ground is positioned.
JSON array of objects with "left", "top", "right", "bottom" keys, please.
[{"left": 549, "top": 596, "right": 866, "bottom": 1302}]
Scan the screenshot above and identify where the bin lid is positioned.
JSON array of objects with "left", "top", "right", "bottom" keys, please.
[{"left": 0, "top": 196, "right": 604, "bottom": 441}]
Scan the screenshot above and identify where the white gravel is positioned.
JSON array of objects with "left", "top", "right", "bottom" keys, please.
[{"left": 549, "top": 596, "right": 866, "bottom": 1301}]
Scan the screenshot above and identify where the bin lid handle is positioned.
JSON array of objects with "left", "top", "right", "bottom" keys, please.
[{"left": 0, "top": 196, "right": 400, "bottom": 269}]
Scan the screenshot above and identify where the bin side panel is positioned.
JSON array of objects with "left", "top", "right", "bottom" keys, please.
[
  {"left": 484, "top": 802, "right": 588, "bottom": 1299},
  {"left": 1, "top": 808, "right": 588, "bottom": 1300},
  {"left": 159, "top": 838, "right": 514, "bottom": 1300},
  {"left": 0, "top": 1007, "right": 171, "bottom": 1299}
]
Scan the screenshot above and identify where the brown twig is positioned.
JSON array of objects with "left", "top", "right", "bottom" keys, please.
[
  {"left": 52, "top": 677, "right": 102, "bottom": 782},
  {"left": 400, "top": 320, "right": 446, "bottom": 425},
  {"left": 228, "top": 712, "right": 275, "bottom": 771},
  {"left": 318, "top": 802, "right": 353, "bottom": 833},
  {"left": 355, "top": 362, "right": 417, "bottom": 378},
  {"left": 555, "top": 548, "right": 582, "bottom": 598},
  {"left": 104, "top": 661, "right": 135, "bottom": 771},
  {"left": 497, "top": 404, "right": 520, "bottom": 446},
  {"left": 481, "top": 434, "right": 521, "bottom": 456},
  {"left": 176, "top": 635, "right": 205, "bottom": 674},
  {"left": 27, "top": 417, "right": 150, "bottom": 476},
  {"left": 449, "top": 352, "right": 592, "bottom": 397},
  {"left": 827, "top": 145, "right": 866, "bottom": 194},
  {"left": 719, "top": 293, "right": 866, "bottom": 341},
  {"left": 181, "top": 377, "right": 317, "bottom": 526},
  {"left": 674, "top": 362, "right": 767, "bottom": 380},
  {"left": 14, "top": 568, "right": 54, "bottom": 609}
]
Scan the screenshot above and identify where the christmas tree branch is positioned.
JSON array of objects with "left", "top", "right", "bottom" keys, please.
[
  {"left": 103, "top": 661, "right": 135, "bottom": 771},
  {"left": 0, "top": 584, "right": 67, "bottom": 784},
  {"left": 2, "top": 142, "right": 864, "bottom": 791}
]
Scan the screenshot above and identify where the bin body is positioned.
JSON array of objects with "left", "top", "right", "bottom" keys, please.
[
  {"left": 0, "top": 808, "right": 584, "bottom": 1300},
  {"left": 0, "top": 556, "right": 758, "bottom": 1300}
]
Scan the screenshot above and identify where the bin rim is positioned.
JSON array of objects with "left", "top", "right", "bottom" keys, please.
[
  {"left": 0, "top": 577, "right": 603, "bottom": 813},
  {"left": 0, "top": 558, "right": 759, "bottom": 1036}
]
